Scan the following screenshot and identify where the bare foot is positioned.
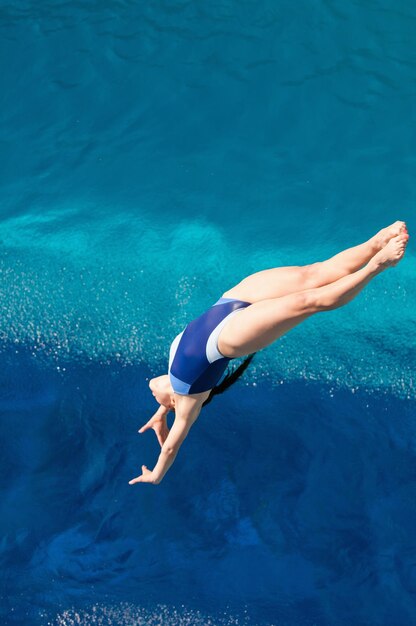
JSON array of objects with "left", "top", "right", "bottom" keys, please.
[
  {"left": 370, "top": 233, "right": 409, "bottom": 270},
  {"left": 372, "top": 221, "right": 407, "bottom": 250}
]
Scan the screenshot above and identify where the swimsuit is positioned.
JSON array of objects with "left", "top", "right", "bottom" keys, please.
[{"left": 168, "top": 297, "right": 251, "bottom": 395}]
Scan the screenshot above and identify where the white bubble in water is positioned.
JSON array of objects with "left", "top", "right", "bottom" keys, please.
[{"left": 44, "top": 602, "right": 255, "bottom": 626}]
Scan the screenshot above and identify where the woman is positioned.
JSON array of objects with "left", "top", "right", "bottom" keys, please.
[{"left": 129, "top": 222, "right": 409, "bottom": 485}]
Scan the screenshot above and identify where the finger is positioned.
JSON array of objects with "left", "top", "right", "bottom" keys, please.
[
  {"left": 128, "top": 476, "right": 142, "bottom": 484},
  {"left": 138, "top": 422, "right": 152, "bottom": 433}
]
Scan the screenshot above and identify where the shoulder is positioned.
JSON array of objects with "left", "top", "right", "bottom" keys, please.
[{"left": 174, "top": 390, "right": 211, "bottom": 419}]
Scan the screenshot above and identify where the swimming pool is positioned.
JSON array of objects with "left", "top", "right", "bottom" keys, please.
[{"left": 1, "top": 1, "right": 415, "bottom": 624}]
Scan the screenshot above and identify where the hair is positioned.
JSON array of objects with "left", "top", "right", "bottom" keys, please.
[{"left": 202, "top": 353, "right": 256, "bottom": 407}]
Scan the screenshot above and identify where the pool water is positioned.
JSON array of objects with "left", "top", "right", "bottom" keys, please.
[{"left": 1, "top": 1, "right": 415, "bottom": 624}]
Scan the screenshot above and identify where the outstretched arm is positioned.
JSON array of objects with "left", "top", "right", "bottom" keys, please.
[{"left": 129, "top": 399, "right": 202, "bottom": 485}]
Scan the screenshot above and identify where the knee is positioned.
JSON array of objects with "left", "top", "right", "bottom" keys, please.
[
  {"left": 308, "top": 289, "right": 340, "bottom": 312},
  {"left": 301, "top": 263, "right": 323, "bottom": 289},
  {"left": 293, "top": 288, "right": 337, "bottom": 313},
  {"left": 292, "top": 290, "right": 320, "bottom": 314}
]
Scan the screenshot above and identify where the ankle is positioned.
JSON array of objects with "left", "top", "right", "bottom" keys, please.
[
  {"left": 368, "top": 235, "right": 382, "bottom": 253},
  {"left": 367, "top": 257, "right": 384, "bottom": 274}
]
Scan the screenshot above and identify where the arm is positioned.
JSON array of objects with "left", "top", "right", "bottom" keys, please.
[
  {"left": 151, "top": 405, "right": 200, "bottom": 483},
  {"left": 129, "top": 398, "right": 202, "bottom": 485},
  {"left": 138, "top": 404, "right": 171, "bottom": 447}
]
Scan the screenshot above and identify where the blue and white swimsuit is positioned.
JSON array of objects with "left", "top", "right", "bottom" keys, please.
[{"left": 168, "top": 297, "right": 251, "bottom": 395}]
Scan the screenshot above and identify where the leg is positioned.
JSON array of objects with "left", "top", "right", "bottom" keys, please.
[
  {"left": 222, "top": 221, "right": 407, "bottom": 303},
  {"left": 218, "top": 234, "right": 408, "bottom": 358}
]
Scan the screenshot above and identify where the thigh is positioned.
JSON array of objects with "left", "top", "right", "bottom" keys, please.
[
  {"left": 218, "top": 292, "right": 316, "bottom": 358},
  {"left": 222, "top": 265, "right": 314, "bottom": 303}
]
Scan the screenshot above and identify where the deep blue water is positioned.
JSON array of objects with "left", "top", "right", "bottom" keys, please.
[{"left": 1, "top": 1, "right": 416, "bottom": 624}]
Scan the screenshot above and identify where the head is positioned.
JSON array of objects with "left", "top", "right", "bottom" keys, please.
[{"left": 149, "top": 375, "right": 175, "bottom": 409}]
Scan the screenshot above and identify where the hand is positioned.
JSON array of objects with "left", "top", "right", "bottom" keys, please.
[
  {"left": 139, "top": 411, "right": 170, "bottom": 447},
  {"left": 128, "top": 465, "right": 159, "bottom": 485}
]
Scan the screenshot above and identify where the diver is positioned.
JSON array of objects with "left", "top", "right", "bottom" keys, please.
[{"left": 129, "top": 222, "right": 409, "bottom": 485}]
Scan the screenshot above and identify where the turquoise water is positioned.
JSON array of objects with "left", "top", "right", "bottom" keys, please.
[{"left": 1, "top": 1, "right": 415, "bottom": 624}]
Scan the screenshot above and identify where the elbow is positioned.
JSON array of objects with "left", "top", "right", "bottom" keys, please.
[{"left": 161, "top": 443, "right": 177, "bottom": 457}]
